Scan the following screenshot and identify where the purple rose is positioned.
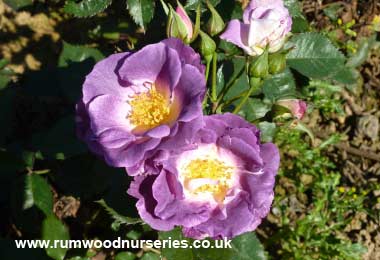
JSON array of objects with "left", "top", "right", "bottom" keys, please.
[
  {"left": 220, "top": 0, "right": 292, "bottom": 56},
  {"left": 128, "top": 113, "right": 280, "bottom": 239},
  {"left": 76, "top": 38, "right": 206, "bottom": 172}
]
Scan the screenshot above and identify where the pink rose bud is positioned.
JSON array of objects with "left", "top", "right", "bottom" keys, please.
[
  {"left": 276, "top": 99, "right": 307, "bottom": 120},
  {"left": 220, "top": 0, "right": 292, "bottom": 56},
  {"left": 175, "top": 4, "right": 193, "bottom": 39},
  {"left": 167, "top": 2, "right": 193, "bottom": 43}
]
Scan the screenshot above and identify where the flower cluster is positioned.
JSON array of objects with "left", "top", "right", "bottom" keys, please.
[{"left": 76, "top": 0, "right": 296, "bottom": 239}]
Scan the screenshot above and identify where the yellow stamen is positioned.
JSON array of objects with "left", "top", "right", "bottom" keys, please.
[
  {"left": 128, "top": 86, "right": 171, "bottom": 130},
  {"left": 184, "top": 158, "right": 233, "bottom": 202}
]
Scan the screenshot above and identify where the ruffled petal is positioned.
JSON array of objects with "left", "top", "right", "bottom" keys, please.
[
  {"left": 162, "top": 38, "right": 205, "bottom": 74},
  {"left": 117, "top": 43, "right": 164, "bottom": 85},
  {"left": 220, "top": 20, "right": 252, "bottom": 55},
  {"left": 87, "top": 94, "right": 133, "bottom": 134},
  {"left": 82, "top": 53, "right": 130, "bottom": 104}
]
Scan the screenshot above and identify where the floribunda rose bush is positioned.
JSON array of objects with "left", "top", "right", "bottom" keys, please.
[
  {"left": 2, "top": 0, "right": 369, "bottom": 259},
  {"left": 75, "top": 0, "right": 349, "bottom": 244}
]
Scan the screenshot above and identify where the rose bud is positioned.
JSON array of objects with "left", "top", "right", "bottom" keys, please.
[
  {"left": 206, "top": 1, "right": 225, "bottom": 36},
  {"left": 249, "top": 50, "right": 269, "bottom": 79},
  {"left": 269, "top": 52, "right": 287, "bottom": 74},
  {"left": 199, "top": 30, "right": 216, "bottom": 63},
  {"left": 220, "top": 0, "right": 292, "bottom": 56},
  {"left": 276, "top": 99, "right": 307, "bottom": 120},
  {"left": 167, "top": 2, "right": 194, "bottom": 43}
]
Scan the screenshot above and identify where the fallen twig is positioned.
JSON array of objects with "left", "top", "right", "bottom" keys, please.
[{"left": 334, "top": 142, "right": 380, "bottom": 162}]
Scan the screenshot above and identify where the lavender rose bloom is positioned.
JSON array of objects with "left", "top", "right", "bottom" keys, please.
[
  {"left": 76, "top": 38, "right": 205, "bottom": 172},
  {"left": 128, "top": 113, "right": 280, "bottom": 239},
  {"left": 220, "top": 0, "right": 292, "bottom": 56}
]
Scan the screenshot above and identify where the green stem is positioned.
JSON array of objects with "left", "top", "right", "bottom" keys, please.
[
  {"left": 203, "top": 57, "right": 213, "bottom": 110},
  {"left": 205, "top": 59, "right": 211, "bottom": 83},
  {"left": 216, "top": 66, "right": 245, "bottom": 104},
  {"left": 232, "top": 78, "right": 261, "bottom": 114},
  {"left": 221, "top": 90, "right": 250, "bottom": 109},
  {"left": 211, "top": 52, "right": 217, "bottom": 102}
]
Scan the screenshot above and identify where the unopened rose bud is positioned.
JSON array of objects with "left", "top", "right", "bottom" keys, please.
[
  {"left": 249, "top": 50, "right": 269, "bottom": 79},
  {"left": 269, "top": 52, "right": 286, "bottom": 74},
  {"left": 199, "top": 30, "right": 216, "bottom": 63},
  {"left": 276, "top": 99, "right": 307, "bottom": 119},
  {"left": 167, "top": 2, "right": 193, "bottom": 43},
  {"left": 206, "top": 1, "right": 225, "bottom": 36}
]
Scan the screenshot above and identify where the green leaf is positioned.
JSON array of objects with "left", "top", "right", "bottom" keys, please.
[
  {"left": 42, "top": 216, "right": 70, "bottom": 260},
  {"left": 0, "top": 59, "right": 13, "bottom": 90},
  {"left": 23, "top": 174, "right": 53, "bottom": 216},
  {"left": 63, "top": 0, "right": 113, "bottom": 18},
  {"left": 140, "top": 252, "right": 160, "bottom": 260},
  {"left": 284, "top": 0, "right": 304, "bottom": 18},
  {"left": 126, "top": 0, "right": 155, "bottom": 31},
  {"left": 346, "top": 35, "right": 376, "bottom": 68},
  {"left": 67, "top": 257, "right": 91, "bottom": 260},
  {"left": 230, "top": 232, "right": 267, "bottom": 260},
  {"left": 216, "top": 64, "right": 225, "bottom": 97},
  {"left": 185, "top": 0, "right": 220, "bottom": 11},
  {"left": 323, "top": 3, "right": 342, "bottom": 21},
  {"left": 195, "top": 232, "right": 267, "bottom": 260},
  {"left": 241, "top": 98, "right": 271, "bottom": 121},
  {"left": 283, "top": 0, "right": 309, "bottom": 33},
  {"left": 258, "top": 122, "right": 276, "bottom": 143},
  {"left": 293, "top": 121, "right": 314, "bottom": 143},
  {"left": 286, "top": 33, "right": 346, "bottom": 79},
  {"left": 194, "top": 244, "right": 234, "bottom": 260},
  {"left": 4, "top": 0, "right": 33, "bottom": 10},
  {"left": 222, "top": 58, "right": 248, "bottom": 101},
  {"left": 160, "top": 229, "right": 266, "bottom": 260},
  {"left": 115, "top": 252, "right": 136, "bottom": 260},
  {"left": 291, "top": 17, "right": 309, "bottom": 33},
  {"left": 97, "top": 199, "right": 142, "bottom": 228},
  {"left": 159, "top": 228, "right": 194, "bottom": 260},
  {"left": 159, "top": 0, "right": 169, "bottom": 15},
  {"left": 141, "top": 252, "right": 160, "bottom": 260},
  {"left": 58, "top": 42, "right": 104, "bottom": 102},
  {"left": 263, "top": 69, "right": 296, "bottom": 101},
  {"left": 59, "top": 42, "right": 104, "bottom": 67},
  {"left": 332, "top": 67, "right": 358, "bottom": 85}
]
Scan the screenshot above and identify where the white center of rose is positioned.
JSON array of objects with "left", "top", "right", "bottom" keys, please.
[{"left": 176, "top": 144, "right": 240, "bottom": 204}]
